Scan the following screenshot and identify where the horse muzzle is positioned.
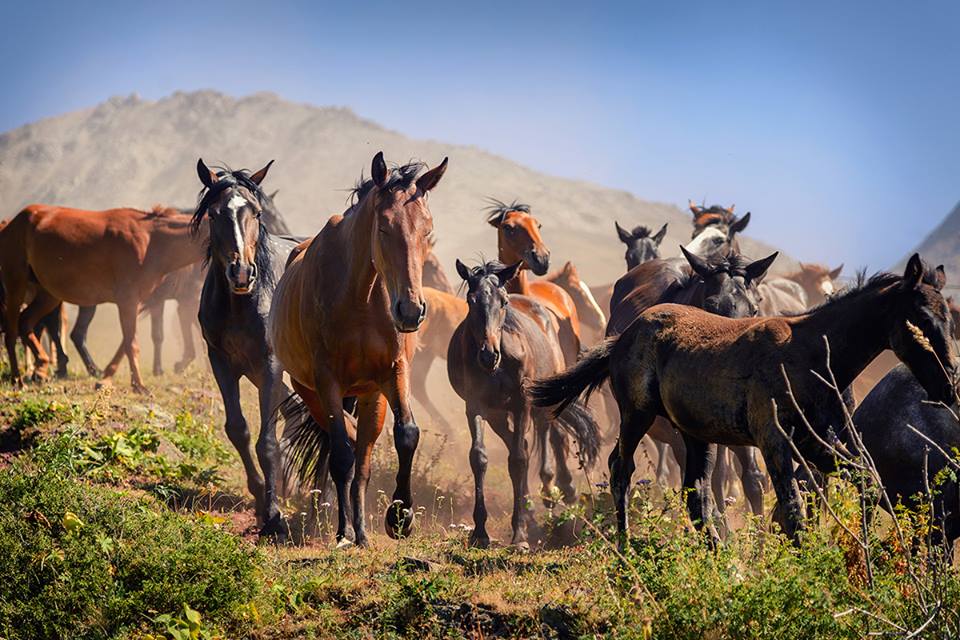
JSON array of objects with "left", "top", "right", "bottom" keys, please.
[
  {"left": 227, "top": 262, "right": 257, "bottom": 295},
  {"left": 393, "top": 298, "right": 427, "bottom": 333},
  {"left": 525, "top": 249, "right": 550, "bottom": 276},
  {"left": 477, "top": 345, "right": 501, "bottom": 371}
]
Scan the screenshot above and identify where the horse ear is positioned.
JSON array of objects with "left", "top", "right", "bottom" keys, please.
[
  {"left": 746, "top": 252, "right": 779, "bottom": 283},
  {"left": 197, "top": 158, "right": 218, "bottom": 189},
  {"left": 371, "top": 151, "right": 388, "bottom": 187},
  {"left": 249, "top": 160, "right": 274, "bottom": 185},
  {"left": 829, "top": 264, "right": 843, "bottom": 280},
  {"left": 934, "top": 265, "right": 947, "bottom": 291},
  {"left": 688, "top": 199, "right": 702, "bottom": 215},
  {"left": 561, "top": 260, "right": 575, "bottom": 275},
  {"left": 268, "top": 189, "right": 279, "bottom": 200},
  {"left": 728, "top": 204, "right": 736, "bottom": 214},
  {"left": 680, "top": 245, "right": 711, "bottom": 278},
  {"left": 416, "top": 157, "right": 448, "bottom": 194},
  {"left": 498, "top": 262, "right": 523, "bottom": 287},
  {"left": 615, "top": 222, "right": 632, "bottom": 244},
  {"left": 455, "top": 259, "right": 472, "bottom": 282},
  {"left": 652, "top": 222, "right": 668, "bottom": 245},
  {"left": 728, "top": 211, "right": 751, "bottom": 236},
  {"left": 903, "top": 253, "right": 924, "bottom": 289}
]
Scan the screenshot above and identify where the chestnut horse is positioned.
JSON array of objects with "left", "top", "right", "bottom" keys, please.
[
  {"left": 423, "top": 237, "right": 455, "bottom": 294},
  {"left": 545, "top": 261, "right": 607, "bottom": 346},
  {"left": 533, "top": 254, "right": 955, "bottom": 542},
  {"left": 449, "top": 260, "right": 601, "bottom": 547},
  {"left": 410, "top": 286, "right": 467, "bottom": 433},
  {"left": 688, "top": 201, "right": 751, "bottom": 242},
  {"left": 784, "top": 263, "right": 844, "bottom": 307},
  {"left": 272, "top": 152, "right": 448, "bottom": 546},
  {"left": 486, "top": 200, "right": 581, "bottom": 364},
  {"left": 0, "top": 205, "right": 206, "bottom": 391}
]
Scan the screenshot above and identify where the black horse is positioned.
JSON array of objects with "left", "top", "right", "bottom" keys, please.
[
  {"left": 192, "top": 159, "right": 298, "bottom": 538},
  {"left": 854, "top": 363, "right": 960, "bottom": 550},
  {"left": 615, "top": 222, "right": 668, "bottom": 270}
]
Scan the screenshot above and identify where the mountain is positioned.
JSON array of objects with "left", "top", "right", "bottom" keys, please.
[
  {"left": 0, "top": 90, "right": 792, "bottom": 284},
  {"left": 902, "top": 201, "right": 960, "bottom": 282}
]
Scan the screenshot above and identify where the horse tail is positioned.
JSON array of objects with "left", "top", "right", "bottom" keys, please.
[
  {"left": 277, "top": 393, "right": 331, "bottom": 492},
  {"left": 528, "top": 338, "right": 615, "bottom": 415},
  {"left": 554, "top": 399, "right": 602, "bottom": 469}
]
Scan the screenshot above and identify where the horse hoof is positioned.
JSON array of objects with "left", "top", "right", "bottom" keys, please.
[
  {"left": 468, "top": 532, "right": 490, "bottom": 549},
  {"left": 173, "top": 361, "right": 189, "bottom": 374},
  {"left": 87, "top": 368, "right": 102, "bottom": 378},
  {"left": 258, "top": 516, "right": 290, "bottom": 543},
  {"left": 152, "top": 367, "right": 163, "bottom": 377},
  {"left": 55, "top": 369, "right": 69, "bottom": 380},
  {"left": 94, "top": 379, "right": 111, "bottom": 391},
  {"left": 385, "top": 501, "right": 415, "bottom": 539},
  {"left": 511, "top": 540, "right": 531, "bottom": 552},
  {"left": 131, "top": 383, "right": 150, "bottom": 395},
  {"left": 335, "top": 537, "right": 355, "bottom": 550}
]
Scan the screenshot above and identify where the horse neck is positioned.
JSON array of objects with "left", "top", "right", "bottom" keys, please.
[
  {"left": 792, "top": 285, "right": 898, "bottom": 390},
  {"left": 505, "top": 269, "right": 532, "bottom": 295},
  {"left": 337, "top": 198, "right": 380, "bottom": 303}
]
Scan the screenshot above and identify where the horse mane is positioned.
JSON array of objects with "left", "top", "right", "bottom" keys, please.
[
  {"left": 349, "top": 161, "right": 426, "bottom": 204},
  {"left": 784, "top": 265, "right": 940, "bottom": 317},
  {"left": 192, "top": 166, "right": 269, "bottom": 234},
  {"left": 629, "top": 225, "right": 653, "bottom": 238},
  {"left": 484, "top": 198, "right": 531, "bottom": 225},
  {"left": 464, "top": 259, "right": 511, "bottom": 287}
]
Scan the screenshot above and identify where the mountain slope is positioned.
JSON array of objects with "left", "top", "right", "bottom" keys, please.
[{"left": 0, "top": 90, "right": 791, "bottom": 284}]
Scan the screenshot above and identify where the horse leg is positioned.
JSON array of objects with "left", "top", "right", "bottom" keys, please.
[
  {"left": 174, "top": 296, "right": 199, "bottom": 374},
  {"left": 466, "top": 406, "right": 491, "bottom": 547},
  {"left": 680, "top": 433, "right": 722, "bottom": 544},
  {"left": 381, "top": 368, "right": 420, "bottom": 539},
  {"left": 209, "top": 350, "right": 266, "bottom": 521},
  {"left": 550, "top": 424, "right": 577, "bottom": 505},
  {"left": 307, "top": 376, "right": 356, "bottom": 545},
  {"left": 1, "top": 278, "right": 27, "bottom": 386},
  {"left": 149, "top": 303, "right": 164, "bottom": 376},
  {"left": 255, "top": 361, "right": 288, "bottom": 539},
  {"left": 761, "top": 430, "right": 805, "bottom": 540},
  {"left": 609, "top": 406, "right": 657, "bottom": 543},
  {"left": 18, "top": 290, "right": 60, "bottom": 382},
  {"left": 37, "top": 305, "right": 68, "bottom": 378},
  {"left": 536, "top": 416, "right": 556, "bottom": 507},
  {"left": 557, "top": 317, "right": 581, "bottom": 367},
  {"left": 103, "top": 299, "right": 146, "bottom": 393},
  {"left": 410, "top": 353, "right": 453, "bottom": 434},
  {"left": 710, "top": 446, "right": 731, "bottom": 538},
  {"left": 731, "top": 445, "right": 765, "bottom": 518},
  {"left": 508, "top": 401, "right": 534, "bottom": 547},
  {"left": 70, "top": 306, "right": 101, "bottom": 377},
  {"left": 351, "top": 393, "right": 388, "bottom": 547}
]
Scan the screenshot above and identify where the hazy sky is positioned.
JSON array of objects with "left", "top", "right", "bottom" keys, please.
[{"left": 3, "top": 0, "right": 959, "bottom": 270}]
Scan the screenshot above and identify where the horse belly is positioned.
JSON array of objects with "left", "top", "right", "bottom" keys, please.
[{"left": 659, "top": 365, "right": 754, "bottom": 447}]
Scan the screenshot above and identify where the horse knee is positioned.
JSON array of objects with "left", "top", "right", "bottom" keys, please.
[
  {"left": 469, "top": 445, "right": 488, "bottom": 476},
  {"left": 224, "top": 418, "right": 251, "bottom": 448},
  {"left": 394, "top": 420, "right": 420, "bottom": 456}
]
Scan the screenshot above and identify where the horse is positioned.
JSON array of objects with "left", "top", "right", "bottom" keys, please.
[
  {"left": 485, "top": 199, "right": 581, "bottom": 365},
  {"left": 545, "top": 261, "right": 608, "bottom": 346},
  {"left": 615, "top": 222, "right": 668, "bottom": 270},
  {"left": 688, "top": 201, "right": 751, "bottom": 242},
  {"left": 854, "top": 364, "right": 960, "bottom": 551},
  {"left": 783, "top": 263, "right": 844, "bottom": 307},
  {"left": 532, "top": 254, "right": 955, "bottom": 543},
  {"left": 605, "top": 247, "right": 777, "bottom": 519},
  {"left": 189, "top": 159, "right": 301, "bottom": 537},
  {"left": 448, "top": 260, "right": 601, "bottom": 547},
  {"left": 271, "top": 152, "right": 448, "bottom": 546},
  {"left": 410, "top": 286, "right": 468, "bottom": 433},
  {"left": 758, "top": 278, "right": 809, "bottom": 316},
  {"left": 423, "top": 237, "right": 454, "bottom": 294},
  {"left": 0, "top": 205, "right": 206, "bottom": 391}
]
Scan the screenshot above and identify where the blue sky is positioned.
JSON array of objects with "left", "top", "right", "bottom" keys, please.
[{"left": 2, "top": 0, "right": 959, "bottom": 270}]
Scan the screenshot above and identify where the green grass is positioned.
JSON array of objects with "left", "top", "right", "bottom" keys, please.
[{"left": 0, "top": 369, "right": 957, "bottom": 638}]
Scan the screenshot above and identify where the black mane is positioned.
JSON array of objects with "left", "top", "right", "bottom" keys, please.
[
  {"left": 485, "top": 198, "right": 531, "bottom": 225},
  {"left": 629, "top": 225, "right": 653, "bottom": 239},
  {"left": 192, "top": 166, "right": 269, "bottom": 234},
  {"left": 349, "top": 161, "right": 426, "bottom": 204},
  {"left": 786, "top": 265, "right": 940, "bottom": 317}
]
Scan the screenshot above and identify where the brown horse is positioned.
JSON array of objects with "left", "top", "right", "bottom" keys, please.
[
  {"left": 545, "top": 261, "right": 607, "bottom": 346},
  {"left": 272, "top": 152, "right": 447, "bottom": 546},
  {"left": 533, "top": 254, "right": 955, "bottom": 542},
  {"left": 688, "top": 201, "right": 751, "bottom": 241},
  {"left": 448, "top": 260, "right": 600, "bottom": 547},
  {"left": 0, "top": 205, "right": 206, "bottom": 391},
  {"left": 783, "top": 263, "right": 844, "bottom": 307},
  {"left": 486, "top": 200, "right": 581, "bottom": 364},
  {"left": 423, "top": 237, "right": 455, "bottom": 294},
  {"left": 410, "top": 286, "right": 468, "bottom": 433}
]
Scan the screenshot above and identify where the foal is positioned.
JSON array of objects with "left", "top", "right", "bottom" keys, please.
[
  {"left": 533, "top": 254, "right": 955, "bottom": 542},
  {"left": 192, "top": 159, "right": 297, "bottom": 537},
  {"left": 448, "top": 260, "right": 601, "bottom": 547}
]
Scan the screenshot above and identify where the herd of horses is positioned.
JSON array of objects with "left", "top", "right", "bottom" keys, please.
[{"left": 1, "top": 152, "right": 959, "bottom": 552}]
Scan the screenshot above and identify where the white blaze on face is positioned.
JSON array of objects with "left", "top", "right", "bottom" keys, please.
[
  {"left": 577, "top": 280, "right": 607, "bottom": 326},
  {"left": 685, "top": 227, "right": 726, "bottom": 259},
  {"left": 227, "top": 193, "right": 248, "bottom": 253},
  {"left": 820, "top": 279, "right": 835, "bottom": 296}
]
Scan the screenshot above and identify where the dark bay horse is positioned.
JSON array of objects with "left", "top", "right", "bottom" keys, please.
[
  {"left": 448, "top": 260, "right": 601, "bottom": 547},
  {"left": 533, "top": 254, "right": 955, "bottom": 542},
  {"left": 486, "top": 199, "right": 582, "bottom": 364},
  {"left": 272, "top": 152, "right": 448, "bottom": 546},
  {"left": 615, "top": 222, "right": 668, "bottom": 270},
  {"left": 0, "top": 205, "right": 206, "bottom": 391},
  {"left": 854, "top": 364, "right": 960, "bottom": 549},
  {"left": 192, "top": 159, "right": 298, "bottom": 537}
]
